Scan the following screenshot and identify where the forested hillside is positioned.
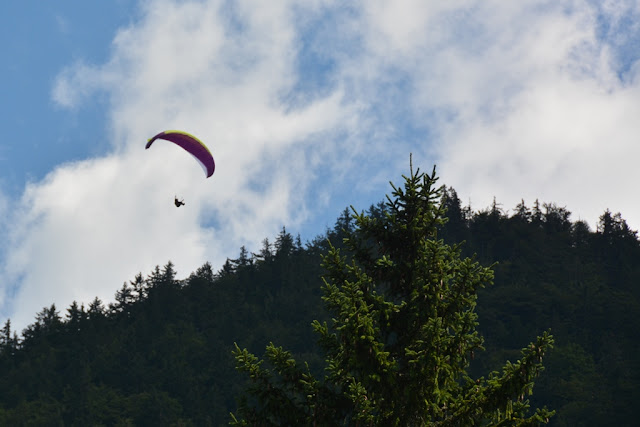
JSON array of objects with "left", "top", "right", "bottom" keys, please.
[
  {"left": 440, "top": 189, "right": 640, "bottom": 425},
  {"left": 0, "top": 187, "right": 638, "bottom": 425}
]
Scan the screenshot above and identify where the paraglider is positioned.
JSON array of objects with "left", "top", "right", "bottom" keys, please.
[
  {"left": 146, "top": 130, "right": 215, "bottom": 178},
  {"left": 146, "top": 130, "right": 215, "bottom": 207}
]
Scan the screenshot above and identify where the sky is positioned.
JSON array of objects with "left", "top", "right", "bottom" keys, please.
[{"left": 1, "top": 0, "right": 640, "bottom": 332}]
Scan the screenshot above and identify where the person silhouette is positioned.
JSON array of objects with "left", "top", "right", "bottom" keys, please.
[{"left": 174, "top": 196, "right": 185, "bottom": 207}]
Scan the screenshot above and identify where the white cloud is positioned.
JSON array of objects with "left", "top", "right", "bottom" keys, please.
[
  {"left": 3, "top": 0, "right": 354, "bottom": 331},
  {"left": 3, "top": 0, "right": 640, "bottom": 330},
  {"left": 351, "top": 0, "right": 640, "bottom": 226}
]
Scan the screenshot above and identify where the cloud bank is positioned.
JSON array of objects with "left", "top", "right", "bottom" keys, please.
[{"left": 2, "top": 0, "right": 640, "bottom": 331}]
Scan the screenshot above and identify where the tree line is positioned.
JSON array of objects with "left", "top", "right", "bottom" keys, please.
[{"left": 0, "top": 165, "right": 638, "bottom": 425}]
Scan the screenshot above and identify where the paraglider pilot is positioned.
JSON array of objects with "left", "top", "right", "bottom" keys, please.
[{"left": 174, "top": 196, "right": 185, "bottom": 207}]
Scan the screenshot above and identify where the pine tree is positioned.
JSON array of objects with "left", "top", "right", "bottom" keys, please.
[
  {"left": 232, "top": 246, "right": 253, "bottom": 269},
  {"left": 87, "top": 297, "right": 105, "bottom": 319},
  {"left": 0, "top": 320, "right": 16, "bottom": 357},
  {"left": 66, "top": 301, "right": 87, "bottom": 333},
  {"left": 275, "top": 227, "right": 295, "bottom": 258},
  {"left": 242, "top": 161, "right": 555, "bottom": 425}
]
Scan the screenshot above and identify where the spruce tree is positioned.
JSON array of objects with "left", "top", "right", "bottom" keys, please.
[{"left": 232, "top": 161, "right": 554, "bottom": 425}]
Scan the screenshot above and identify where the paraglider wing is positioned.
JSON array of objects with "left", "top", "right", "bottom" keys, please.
[{"left": 146, "top": 130, "right": 215, "bottom": 178}]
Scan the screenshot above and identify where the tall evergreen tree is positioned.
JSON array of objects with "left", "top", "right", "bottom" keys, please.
[
  {"left": 232, "top": 161, "right": 554, "bottom": 425},
  {"left": 0, "top": 320, "right": 16, "bottom": 357},
  {"left": 232, "top": 246, "right": 253, "bottom": 269},
  {"left": 275, "top": 227, "right": 295, "bottom": 258}
]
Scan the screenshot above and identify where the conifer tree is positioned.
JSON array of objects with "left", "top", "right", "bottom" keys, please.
[
  {"left": 0, "top": 320, "right": 16, "bottom": 356},
  {"left": 232, "top": 160, "right": 554, "bottom": 425}
]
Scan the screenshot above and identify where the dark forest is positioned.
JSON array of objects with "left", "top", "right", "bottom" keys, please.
[{"left": 0, "top": 174, "right": 638, "bottom": 425}]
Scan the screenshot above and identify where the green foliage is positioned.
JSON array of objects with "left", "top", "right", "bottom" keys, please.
[
  {"left": 232, "top": 162, "right": 554, "bottom": 425},
  {"left": 0, "top": 230, "right": 327, "bottom": 425},
  {"left": 0, "top": 163, "right": 638, "bottom": 424}
]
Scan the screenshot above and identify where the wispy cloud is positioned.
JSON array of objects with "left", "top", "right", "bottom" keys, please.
[
  {"left": 4, "top": 0, "right": 354, "bottom": 330},
  {"left": 344, "top": 0, "right": 640, "bottom": 221},
  {"left": 2, "top": 0, "right": 640, "bottom": 330}
]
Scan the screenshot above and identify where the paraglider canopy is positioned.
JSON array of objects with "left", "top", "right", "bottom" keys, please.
[{"left": 146, "top": 130, "right": 215, "bottom": 178}]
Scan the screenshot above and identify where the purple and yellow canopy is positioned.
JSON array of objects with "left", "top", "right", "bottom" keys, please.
[{"left": 146, "top": 130, "right": 215, "bottom": 178}]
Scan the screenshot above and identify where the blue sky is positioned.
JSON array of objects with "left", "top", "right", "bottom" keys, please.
[
  {"left": 0, "top": 2, "right": 135, "bottom": 185},
  {"left": 2, "top": 0, "right": 640, "bottom": 331}
]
